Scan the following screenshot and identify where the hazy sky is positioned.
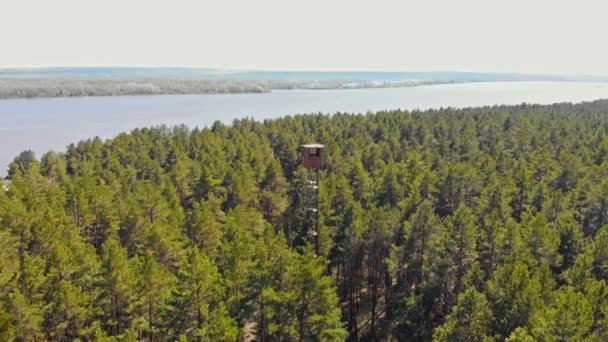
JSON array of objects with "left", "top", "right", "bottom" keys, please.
[{"left": 1, "top": 0, "right": 607, "bottom": 75}]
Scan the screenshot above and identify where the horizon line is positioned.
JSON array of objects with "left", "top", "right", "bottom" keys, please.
[{"left": 1, "top": 65, "right": 605, "bottom": 78}]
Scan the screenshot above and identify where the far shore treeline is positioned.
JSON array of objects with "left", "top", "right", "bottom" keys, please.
[
  {"left": 0, "top": 77, "right": 449, "bottom": 99},
  {"left": 3, "top": 100, "right": 608, "bottom": 340}
]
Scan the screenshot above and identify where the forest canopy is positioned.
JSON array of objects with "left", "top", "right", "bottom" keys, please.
[{"left": 3, "top": 100, "right": 608, "bottom": 340}]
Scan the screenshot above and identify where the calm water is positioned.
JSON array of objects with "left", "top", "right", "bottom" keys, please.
[{"left": 2, "top": 81, "right": 608, "bottom": 175}]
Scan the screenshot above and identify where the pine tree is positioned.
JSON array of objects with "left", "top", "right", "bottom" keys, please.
[
  {"left": 187, "top": 200, "right": 222, "bottom": 257},
  {"left": 487, "top": 259, "right": 543, "bottom": 340},
  {"left": 530, "top": 286, "right": 593, "bottom": 341},
  {"left": 133, "top": 250, "right": 176, "bottom": 340},
  {"left": 97, "top": 237, "right": 135, "bottom": 336},
  {"left": 505, "top": 327, "right": 535, "bottom": 342},
  {"left": 446, "top": 204, "right": 478, "bottom": 294},
  {"left": 433, "top": 289, "right": 493, "bottom": 342},
  {"left": 259, "top": 159, "right": 288, "bottom": 226},
  {"left": 288, "top": 249, "right": 347, "bottom": 341},
  {"left": 5, "top": 290, "right": 43, "bottom": 340},
  {"left": 164, "top": 247, "right": 238, "bottom": 341},
  {"left": 43, "top": 279, "right": 91, "bottom": 339}
]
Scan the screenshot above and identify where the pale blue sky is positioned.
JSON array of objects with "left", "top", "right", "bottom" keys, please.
[{"left": 1, "top": 0, "right": 607, "bottom": 75}]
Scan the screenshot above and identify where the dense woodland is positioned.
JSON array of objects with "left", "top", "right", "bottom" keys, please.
[{"left": 3, "top": 100, "right": 608, "bottom": 340}]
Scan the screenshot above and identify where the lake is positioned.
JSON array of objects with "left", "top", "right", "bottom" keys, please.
[{"left": 2, "top": 81, "right": 608, "bottom": 175}]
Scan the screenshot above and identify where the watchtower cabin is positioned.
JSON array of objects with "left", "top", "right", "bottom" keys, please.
[
  {"left": 302, "top": 144, "right": 325, "bottom": 170},
  {"left": 301, "top": 144, "right": 325, "bottom": 255}
]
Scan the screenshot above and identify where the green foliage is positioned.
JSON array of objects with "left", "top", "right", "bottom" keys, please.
[
  {"left": 505, "top": 327, "right": 535, "bottom": 342},
  {"left": 487, "top": 260, "right": 543, "bottom": 340},
  {"left": 164, "top": 247, "right": 237, "bottom": 340},
  {"left": 529, "top": 286, "right": 593, "bottom": 341},
  {"left": 433, "top": 289, "right": 492, "bottom": 342},
  {"left": 97, "top": 237, "right": 135, "bottom": 336},
  {"left": 287, "top": 249, "right": 347, "bottom": 341}
]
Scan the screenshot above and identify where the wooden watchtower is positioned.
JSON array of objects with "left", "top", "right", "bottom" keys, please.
[{"left": 301, "top": 144, "right": 325, "bottom": 255}]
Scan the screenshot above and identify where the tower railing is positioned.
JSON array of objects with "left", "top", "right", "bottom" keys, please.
[{"left": 301, "top": 143, "right": 324, "bottom": 256}]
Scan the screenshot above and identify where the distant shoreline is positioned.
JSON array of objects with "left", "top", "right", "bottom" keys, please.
[
  {"left": 1, "top": 67, "right": 605, "bottom": 100},
  {"left": 0, "top": 78, "right": 470, "bottom": 100}
]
